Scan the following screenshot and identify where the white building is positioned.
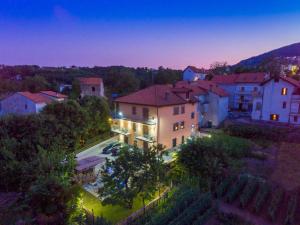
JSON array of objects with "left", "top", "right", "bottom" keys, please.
[
  {"left": 175, "top": 80, "right": 229, "bottom": 127},
  {"left": 252, "top": 76, "right": 300, "bottom": 125},
  {"left": 211, "top": 73, "right": 269, "bottom": 113},
  {"left": 0, "top": 91, "right": 67, "bottom": 116},
  {"left": 183, "top": 66, "right": 207, "bottom": 81}
]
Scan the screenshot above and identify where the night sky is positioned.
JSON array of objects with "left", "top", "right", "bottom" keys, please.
[{"left": 1, "top": 0, "right": 300, "bottom": 69}]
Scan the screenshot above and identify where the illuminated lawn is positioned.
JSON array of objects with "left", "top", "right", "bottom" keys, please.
[{"left": 79, "top": 187, "right": 157, "bottom": 224}]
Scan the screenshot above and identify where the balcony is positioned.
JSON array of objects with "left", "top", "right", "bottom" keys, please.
[
  {"left": 111, "top": 126, "right": 130, "bottom": 135},
  {"left": 135, "top": 134, "right": 156, "bottom": 143},
  {"left": 113, "top": 113, "right": 157, "bottom": 125}
]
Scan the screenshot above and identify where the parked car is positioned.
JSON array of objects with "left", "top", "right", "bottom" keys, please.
[
  {"left": 102, "top": 142, "right": 121, "bottom": 154},
  {"left": 111, "top": 147, "right": 121, "bottom": 156}
]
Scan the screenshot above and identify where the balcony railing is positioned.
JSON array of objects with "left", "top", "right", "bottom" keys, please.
[
  {"left": 111, "top": 126, "right": 130, "bottom": 135},
  {"left": 113, "top": 113, "right": 157, "bottom": 125},
  {"left": 135, "top": 133, "right": 156, "bottom": 143}
]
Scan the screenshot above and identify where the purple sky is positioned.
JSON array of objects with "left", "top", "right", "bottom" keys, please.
[{"left": 0, "top": 0, "right": 300, "bottom": 69}]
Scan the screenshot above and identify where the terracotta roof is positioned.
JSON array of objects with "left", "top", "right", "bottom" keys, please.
[
  {"left": 261, "top": 76, "right": 300, "bottom": 89},
  {"left": 115, "top": 85, "right": 188, "bottom": 107},
  {"left": 175, "top": 80, "right": 229, "bottom": 97},
  {"left": 184, "top": 66, "right": 206, "bottom": 73},
  {"left": 78, "top": 77, "right": 103, "bottom": 85},
  {"left": 18, "top": 92, "right": 54, "bottom": 104},
  {"left": 211, "top": 72, "right": 268, "bottom": 84},
  {"left": 40, "top": 91, "right": 68, "bottom": 99},
  {"left": 76, "top": 156, "right": 105, "bottom": 172}
]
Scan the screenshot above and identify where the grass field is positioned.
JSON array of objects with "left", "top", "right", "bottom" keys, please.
[{"left": 78, "top": 187, "right": 157, "bottom": 224}]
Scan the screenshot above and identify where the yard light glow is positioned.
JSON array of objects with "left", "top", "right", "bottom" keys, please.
[
  {"left": 208, "top": 134, "right": 212, "bottom": 138},
  {"left": 118, "top": 112, "right": 123, "bottom": 117}
]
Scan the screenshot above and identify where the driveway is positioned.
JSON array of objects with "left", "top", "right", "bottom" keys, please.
[{"left": 76, "top": 136, "right": 118, "bottom": 161}]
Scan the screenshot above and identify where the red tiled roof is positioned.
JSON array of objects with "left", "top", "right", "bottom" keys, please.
[
  {"left": 175, "top": 80, "right": 229, "bottom": 97},
  {"left": 211, "top": 72, "right": 267, "bottom": 84},
  {"left": 18, "top": 92, "right": 54, "bottom": 104},
  {"left": 184, "top": 66, "right": 206, "bottom": 73},
  {"left": 40, "top": 91, "right": 68, "bottom": 99},
  {"left": 78, "top": 77, "right": 103, "bottom": 85},
  {"left": 115, "top": 85, "right": 188, "bottom": 106},
  {"left": 261, "top": 76, "right": 300, "bottom": 89}
]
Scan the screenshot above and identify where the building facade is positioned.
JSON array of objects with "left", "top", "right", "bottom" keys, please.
[
  {"left": 0, "top": 91, "right": 67, "bottom": 116},
  {"left": 183, "top": 66, "right": 207, "bottom": 81},
  {"left": 175, "top": 80, "right": 229, "bottom": 127},
  {"left": 112, "top": 85, "right": 199, "bottom": 149},
  {"left": 252, "top": 76, "right": 300, "bottom": 125},
  {"left": 78, "top": 77, "right": 104, "bottom": 98},
  {"left": 212, "top": 73, "right": 269, "bottom": 113}
]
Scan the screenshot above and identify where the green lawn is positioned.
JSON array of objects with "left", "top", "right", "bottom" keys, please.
[{"left": 78, "top": 187, "right": 157, "bottom": 224}]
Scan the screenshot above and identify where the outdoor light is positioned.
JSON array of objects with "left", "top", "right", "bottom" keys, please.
[{"left": 118, "top": 112, "right": 123, "bottom": 117}]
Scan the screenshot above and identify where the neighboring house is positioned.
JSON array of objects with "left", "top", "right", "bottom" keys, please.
[
  {"left": 175, "top": 80, "right": 229, "bottom": 127},
  {"left": 211, "top": 73, "right": 269, "bottom": 113},
  {"left": 183, "top": 66, "right": 207, "bottom": 81},
  {"left": 0, "top": 91, "right": 67, "bottom": 116},
  {"left": 59, "top": 83, "right": 72, "bottom": 92},
  {"left": 252, "top": 76, "right": 300, "bottom": 125},
  {"left": 78, "top": 77, "right": 104, "bottom": 98},
  {"left": 112, "top": 85, "right": 199, "bottom": 149}
]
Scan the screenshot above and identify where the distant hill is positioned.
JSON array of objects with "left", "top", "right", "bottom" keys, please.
[{"left": 236, "top": 42, "right": 300, "bottom": 67}]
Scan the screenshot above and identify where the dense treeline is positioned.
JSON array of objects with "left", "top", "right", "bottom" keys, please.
[
  {"left": 0, "top": 96, "right": 110, "bottom": 224},
  {"left": 0, "top": 65, "right": 182, "bottom": 97}
]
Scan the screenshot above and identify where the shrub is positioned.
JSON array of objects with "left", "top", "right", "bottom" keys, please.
[
  {"left": 239, "top": 178, "right": 258, "bottom": 208},
  {"left": 268, "top": 188, "right": 284, "bottom": 222},
  {"left": 254, "top": 182, "right": 270, "bottom": 213},
  {"left": 284, "top": 194, "right": 298, "bottom": 225},
  {"left": 215, "top": 176, "right": 235, "bottom": 199},
  {"left": 225, "top": 175, "right": 248, "bottom": 203}
]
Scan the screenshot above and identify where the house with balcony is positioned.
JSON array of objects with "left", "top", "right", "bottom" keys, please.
[
  {"left": 183, "top": 66, "right": 207, "bottom": 81},
  {"left": 211, "top": 73, "right": 269, "bottom": 114},
  {"left": 78, "top": 77, "right": 104, "bottom": 98},
  {"left": 252, "top": 76, "right": 300, "bottom": 125},
  {"left": 0, "top": 91, "right": 67, "bottom": 116},
  {"left": 175, "top": 80, "right": 229, "bottom": 127},
  {"left": 112, "top": 85, "right": 199, "bottom": 149}
]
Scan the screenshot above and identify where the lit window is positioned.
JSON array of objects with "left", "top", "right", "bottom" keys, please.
[
  {"left": 270, "top": 114, "right": 279, "bottom": 121},
  {"left": 281, "top": 88, "right": 287, "bottom": 95},
  {"left": 282, "top": 102, "right": 287, "bottom": 109},
  {"left": 180, "top": 121, "right": 185, "bottom": 129},
  {"left": 173, "top": 123, "right": 179, "bottom": 131}
]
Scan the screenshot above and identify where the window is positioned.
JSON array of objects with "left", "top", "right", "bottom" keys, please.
[
  {"left": 255, "top": 102, "right": 262, "bottom": 111},
  {"left": 253, "top": 87, "right": 258, "bottom": 92},
  {"left": 173, "top": 106, "right": 179, "bottom": 115},
  {"left": 298, "top": 104, "right": 300, "bottom": 113},
  {"left": 132, "top": 106, "right": 136, "bottom": 115},
  {"left": 270, "top": 114, "right": 279, "bottom": 121},
  {"left": 294, "top": 116, "right": 298, "bottom": 123},
  {"left": 181, "top": 136, "right": 185, "bottom": 144},
  {"left": 181, "top": 106, "right": 185, "bottom": 114},
  {"left": 191, "top": 112, "right": 195, "bottom": 119},
  {"left": 142, "top": 108, "right": 149, "bottom": 119},
  {"left": 282, "top": 102, "right": 287, "bottom": 109},
  {"left": 92, "top": 86, "right": 95, "bottom": 92},
  {"left": 281, "top": 88, "right": 288, "bottom": 95},
  {"left": 240, "top": 87, "right": 245, "bottom": 92},
  {"left": 180, "top": 121, "right": 185, "bottom": 129},
  {"left": 240, "top": 95, "right": 245, "bottom": 101},
  {"left": 173, "top": 123, "right": 179, "bottom": 131},
  {"left": 172, "top": 138, "right": 177, "bottom": 148},
  {"left": 25, "top": 104, "right": 28, "bottom": 109}
]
